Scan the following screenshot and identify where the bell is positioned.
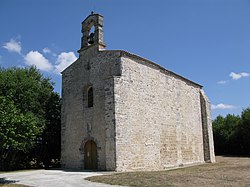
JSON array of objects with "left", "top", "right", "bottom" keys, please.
[{"left": 88, "top": 33, "right": 94, "bottom": 44}]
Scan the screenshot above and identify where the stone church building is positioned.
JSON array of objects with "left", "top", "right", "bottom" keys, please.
[{"left": 61, "top": 13, "right": 215, "bottom": 171}]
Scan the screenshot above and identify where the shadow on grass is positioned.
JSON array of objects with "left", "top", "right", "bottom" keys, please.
[
  {"left": 45, "top": 168, "right": 108, "bottom": 173},
  {"left": 0, "top": 177, "right": 19, "bottom": 184},
  {"left": 218, "top": 154, "right": 250, "bottom": 158}
]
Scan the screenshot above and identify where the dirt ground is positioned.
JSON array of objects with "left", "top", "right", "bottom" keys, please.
[{"left": 87, "top": 156, "right": 250, "bottom": 187}]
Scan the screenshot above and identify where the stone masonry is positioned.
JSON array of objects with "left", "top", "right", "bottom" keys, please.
[{"left": 61, "top": 13, "right": 215, "bottom": 172}]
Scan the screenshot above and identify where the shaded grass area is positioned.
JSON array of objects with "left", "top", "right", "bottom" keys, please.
[
  {"left": 0, "top": 177, "right": 29, "bottom": 187},
  {"left": 0, "top": 185, "right": 28, "bottom": 187},
  {"left": 0, "top": 170, "right": 37, "bottom": 174},
  {"left": 86, "top": 156, "right": 250, "bottom": 187}
]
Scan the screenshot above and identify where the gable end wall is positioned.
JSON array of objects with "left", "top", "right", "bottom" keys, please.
[{"left": 61, "top": 50, "right": 121, "bottom": 170}]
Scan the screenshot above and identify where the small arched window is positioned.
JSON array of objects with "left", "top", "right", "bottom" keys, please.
[{"left": 87, "top": 87, "right": 93, "bottom": 107}]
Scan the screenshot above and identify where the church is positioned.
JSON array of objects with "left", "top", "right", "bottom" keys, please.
[{"left": 61, "top": 13, "right": 215, "bottom": 171}]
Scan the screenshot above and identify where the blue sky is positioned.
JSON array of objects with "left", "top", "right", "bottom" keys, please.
[{"left": 0, "top": 0, "right": 249, "bottom": 119}]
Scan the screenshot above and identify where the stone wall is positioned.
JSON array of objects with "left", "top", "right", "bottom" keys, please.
[
  {"left": 114, "top": 55, "right": 205, "bottom": 171},
  {"left": 61, "top": 48, "right": 120, "bottom": 170},
  {"left": 61, "top": 47, "right": 215, "bottom": 171},
  {"left": 200, "top": 90, "right": 216, "bottom": 163}
]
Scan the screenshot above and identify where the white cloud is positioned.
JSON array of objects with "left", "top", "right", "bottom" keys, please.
[
  {"left": 54, "top": 52, "right": 77, "bottom": 73},
  {"left": 229, "top": 72, "right": 249, "bottom": 80},
  {"left": 24, "top": 51, "right": 53, "bottom": 72},
  {"left": 211, "top": 103, "right": 236, "bottom": 110},
  {"left": 2, "top": 39, "right": 21, "bottom": 54},
  {"left": 217, "top": 80, "right": 228, "bottom": 84},
  {"left": 240, "top": 72, "right": 250, "bottom": 77},
  {"left": 43, "top": 47, "right": 51, "bottom": 54}
]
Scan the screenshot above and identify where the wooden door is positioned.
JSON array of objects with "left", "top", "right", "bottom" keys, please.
[{"left": 84, "top": 140, "right": 97, "bottom": 170}]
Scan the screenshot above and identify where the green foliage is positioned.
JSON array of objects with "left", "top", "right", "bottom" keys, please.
[
  {"left": 0, "top": 66, "right": 60, "bottom": 170},
  {"left": 239, "top": 108, "right": 250, "bottom": 155},
  {"left": 0, "top": 96, "right": 40, "bottom": 152},
  {"left": 213, "top": 108, "right": 250, "bottom": 155},
  {"left": 29, "top": 92, "right": 61, "bottom": 168},
  {"left": 0, "top": 66, "right": 53, "bottom": 126}
]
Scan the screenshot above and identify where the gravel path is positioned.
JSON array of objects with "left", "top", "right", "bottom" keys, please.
[{"left": 0, "top": 170, "right": 125, "bottom": 187}]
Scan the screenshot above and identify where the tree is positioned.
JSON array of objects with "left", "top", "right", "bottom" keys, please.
[
  {"left": 212, "top": 115, "right": 226, "bottom": 154},
  {"left": 43, "top": 92, "right": 61, "bottom": 167},
  {"left": 30, "top": 92, "right": 61, "bottom": 168},
  {"left": 239, "top": 108, "right": 250, "bottom": 155},
  {"left": 0, "top": 96, "right": 41, "bottom": 169},
  {"left": 213, "top": 114, "right": 241, "bottom": 155},
  {"left": 0, "top": 66, "right": 60, "bottom": 170},
  {"left": 213, "top": 108, "right": 250, "bottom": 156}
]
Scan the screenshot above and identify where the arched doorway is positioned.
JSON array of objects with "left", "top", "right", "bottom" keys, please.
[{"left": 84, "top": 140, "right": 97, "bottom": 170}]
